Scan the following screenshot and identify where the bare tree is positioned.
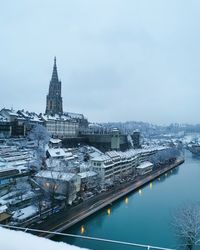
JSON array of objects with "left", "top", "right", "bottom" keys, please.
[
  {"left": 149, "top": 147, "right": 181, "bottom": 168},
  {"left": 28, "top": 124, "right": 50, "bottom": 170},
  {"left": 172, "top": 203, "right": 200, "bottom": 250},
  {"left": 32, "top": 190, "right": 47, "bottom": 217},
  {"left": 28, "top": 124, "right": 50, "bottom": 148}
]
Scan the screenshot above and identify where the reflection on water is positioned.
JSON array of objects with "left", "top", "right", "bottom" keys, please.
[
  {"left": 80, "top": 225, "right": 85, "bottom": 234},
  {"left": 54, "top": 151, "right": 200, "bottom": 250},
  {"left": 107, "top": 208, "right": 111, "bottom": 216},
  {"left": 155, "top": 167, "right": 179, "bottom": 184}
]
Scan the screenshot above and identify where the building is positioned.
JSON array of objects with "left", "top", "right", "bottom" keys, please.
[
  {"left": 43, "top": 58, "right": 88, "bottom": 138},
  {"left": 136, "top": 161, "right": 153, "bottom": 175},
  {"left": 0, "top": 205, "right": 11, "bottom": 224},
  {"left": 90, "top": 146, "right": 167, "bottom": 187},
  {"left": 42, "top": 113, "right": 79, "bottom": 138},
  {"left": 111, "top": 128, "right": 120, "bottom": 150},
  {"left": 45, "top": 57, "right": 63, "bottom": 115},
  {"left": 0, "top": 109, "right": 25, "bottom": 137},
  {"left": 0, "top": 109, "right": 44, "bottom": 137},
  {"left": 78, "top": 171, "right": 98, "bottom": 190},
  {"left": 49, "top": 138, "right": 62, "bottom": 148},
  {"left": 90, "top": 155, "right": 114, "bottom": 186},
  {"left": 35, "top": 170, "right": 81, "bottom": 205},
  {"left": 17, "top": 110, "right": 43, "bottom": 133},
  {"left": 0, "top": 144, "right": 34, "bottom": 196},
  {"left": 131, "top": 130, "right": 141, "bottom": 149},
  {"left": 46, "top": 148, "right": 73, "bottom": 160},
  {"left": 0, "top": 114, "right": 11, "bottom": 138}
]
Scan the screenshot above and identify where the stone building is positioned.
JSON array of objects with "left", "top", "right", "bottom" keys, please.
[
  {"left": 0, "top": 109, "right": 25, "bottom": 137},
  {"left": 34, "top": 170, "right": 81, "bottom": 205},
  {"left": 45, "top": 57, "right": 63, "bottom": 115},
  {"left": 43, "top": 58, "right": 88, "bottom": 138}
]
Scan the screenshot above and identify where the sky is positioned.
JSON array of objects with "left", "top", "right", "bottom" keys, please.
[{"left": 1, "top": 0, "right": 200, "bottom": 125}]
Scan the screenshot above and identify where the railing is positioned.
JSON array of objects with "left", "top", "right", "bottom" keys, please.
[{"left": 0, "top": 224, "right": 175, "bottom": 250}]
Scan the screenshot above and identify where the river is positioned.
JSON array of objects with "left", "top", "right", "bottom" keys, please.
[{"left": 54, "top": 150, "right": 200, "bottom": 249}]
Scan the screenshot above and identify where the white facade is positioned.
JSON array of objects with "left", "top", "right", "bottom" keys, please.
[
  {"left": 78, "top": 171, "right": 98, "bottom": 189},
  {"left": 91, "top": 147, "right": 167, "bottom": 186},
  {"left": 136, "top": 161, "right": 153, "bottom": 175},
  {"left": 47, "top": 148, "right": 73, "bottom": 159},
  {"left": 42, "top": 114, "right": 79, "bottom": 138}
]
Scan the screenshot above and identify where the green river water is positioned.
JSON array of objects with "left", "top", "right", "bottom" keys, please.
[{"left": 54, "top": 150, "right": 200, "bottom": 250}]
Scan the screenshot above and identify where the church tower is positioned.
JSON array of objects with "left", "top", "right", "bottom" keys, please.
[{"left": 45, "top": 57, "right": 63, "bottom": 115}]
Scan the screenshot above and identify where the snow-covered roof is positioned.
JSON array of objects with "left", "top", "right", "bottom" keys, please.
[
  {"left": 35, "top": 171, "right": 77, "bottom": 182},
  {"left": 0, "top": 227, "right": 87, "bottom": 250},
  {"left": 89, "top": 151, "right": 103, "bottom": 159},
  {"left": 0, "top": 205, "right": 8, "bottom": 213},
  {"left": 12, "top": 205, "right": 38, "bottom": 221},
  {"left": 18, "top": 110, "right": 43, "bottom": 122},
  {"left": 47, "top": 148, "right": 69, "bottom": 158},
  {"left": 78, "top": 171, "right": 97, "bottom": 179},
  {"left": 41, "top": 113, "right": 77, "bottom": 122},
  {"left": 106, "top": 151, "right": 121, "bottom": 161},
  {"left": 91, "top": 154, "right": 111, "bottom": 162},
  {"left": 0, "top": 165, "right": 19, "bottom": 174},
  {"left": 88, "top": 123, "right": 102, "bottom": 128},
  {"left": 3, "top": 109, "right": 19, "bottom": 116},
  {"left": 50, "top": 138, "right": 62, "bottom": 144},
  {"left": 64, "top": 112, "right": 85, "bottom": 120},
  {"left": 136, "top": 161, "right": 153, "bottom": 169}
]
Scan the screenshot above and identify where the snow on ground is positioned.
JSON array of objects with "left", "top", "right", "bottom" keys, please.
[
  {"left": 0, "top": 227, "right": 89, "bottom": 250},
  {"left": 182, "top": 135, "right": 194, "bottom": 144},
  {"left": 12, "top": 205, "right": 38, "bottom": 221},
  {"left": 0, "top": 191, "right": 35, "bottom": 206}
]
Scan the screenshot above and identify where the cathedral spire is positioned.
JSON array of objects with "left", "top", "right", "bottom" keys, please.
[
  {"left": 51, "top": 56, "right": 59, "bottom": 81},
  {"left": 45, "top": 57, "right": 63, "bottom": 115}
]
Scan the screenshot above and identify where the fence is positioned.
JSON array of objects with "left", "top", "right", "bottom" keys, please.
[{"left": 0, "top": 224, "right": 175, "bottom": 250}]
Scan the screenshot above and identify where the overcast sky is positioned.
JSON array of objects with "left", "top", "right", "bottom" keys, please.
[{"left": 1, "top": 0, "right": 200, "bottom": 125}]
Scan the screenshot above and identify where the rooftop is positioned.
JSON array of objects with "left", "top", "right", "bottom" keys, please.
[
  {"left": 136, "top": 161, "right": 153, "bottom": 169},
  {"left": 49, "top": 138, "right": 62, "bottom": 144},
  {"left": 47, "top": 148, "right": 70, "bottom": 158},
  {"left": 35, "top": 171, "right": 76, "bottom": 182},
  {"left": 78, "top": 171, "right": 97, "bottom": 179}
]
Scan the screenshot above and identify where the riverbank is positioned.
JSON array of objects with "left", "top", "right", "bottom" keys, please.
[{"left": 29, "top": 158, "right": 184, "bottom": 239}]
